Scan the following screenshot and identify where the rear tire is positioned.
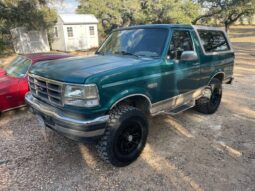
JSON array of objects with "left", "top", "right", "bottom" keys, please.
[
  {"left": 96, "top": 105, "right": 148, "bottom": 167},
  {"left": 195, "top": 78, "right": 222, "bottom": 114}
]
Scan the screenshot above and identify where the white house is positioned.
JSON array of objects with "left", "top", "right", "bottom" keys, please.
[{"left": 52, "top": 14, "right": 99, "bottom": 52}]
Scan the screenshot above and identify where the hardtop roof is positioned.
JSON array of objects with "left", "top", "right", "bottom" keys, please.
[{"left": 114, "top": 24, "right": 225, "bottom": 32}]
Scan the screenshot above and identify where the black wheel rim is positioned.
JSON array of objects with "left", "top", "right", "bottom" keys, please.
[{"left": 116, "top": 120, "right": 143, "bottom": 156}]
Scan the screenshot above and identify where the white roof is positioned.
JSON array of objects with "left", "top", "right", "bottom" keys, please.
[{"left": 59, "top": 14, "right": 98, "bottom": 24}]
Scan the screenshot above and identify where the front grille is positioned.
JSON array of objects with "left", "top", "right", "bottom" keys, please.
[{"left": 28, "top": 75, "right": 63, "bottom": 106}]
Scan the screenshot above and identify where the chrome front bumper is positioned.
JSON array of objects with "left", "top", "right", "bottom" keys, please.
[{"left": 25, "top": 92, "right": 109, "bottom": 142}]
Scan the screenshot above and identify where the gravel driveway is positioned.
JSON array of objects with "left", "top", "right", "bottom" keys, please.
[{"left": 1, "top": 28, "right": 255, "bottom": 191}]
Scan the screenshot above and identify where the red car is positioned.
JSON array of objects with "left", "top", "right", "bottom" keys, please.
[{"left": 0, "top": 53, "right": 71, "bottom": 114}]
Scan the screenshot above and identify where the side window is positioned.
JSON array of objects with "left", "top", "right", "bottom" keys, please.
[
  {"left": 168, "top": 30, "right": 194, "bottom": 60},
  {"left": 198, "top": 30, "right": 230, "bottom": 53},
  {"left": 89, "top": 26, "right": 95, "bottom": 36},
  {"left": 67, "top": 27, "right": 73, "bottom": 37}
]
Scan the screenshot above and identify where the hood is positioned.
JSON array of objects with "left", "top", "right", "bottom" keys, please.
[{"left": 29, "top": 55, "right": 155, "bottom": 84}]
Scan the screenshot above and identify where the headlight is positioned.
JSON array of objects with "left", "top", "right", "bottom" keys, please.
[{"left": 64, "top": 84, "right": 99, "bottom": 107}]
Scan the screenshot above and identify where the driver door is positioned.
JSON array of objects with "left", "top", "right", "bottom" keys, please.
[{"left": 166, "top": 29, "right": 201, "bottom": 95}]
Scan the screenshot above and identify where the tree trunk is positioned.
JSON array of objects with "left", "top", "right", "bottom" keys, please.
[{"left": 225, "top": 23, "right": 230, "bottom": 33}]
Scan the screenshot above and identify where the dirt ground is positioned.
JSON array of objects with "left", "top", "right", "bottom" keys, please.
[{"left": 0, "top": 27, "right": 255, "bottom": 191}]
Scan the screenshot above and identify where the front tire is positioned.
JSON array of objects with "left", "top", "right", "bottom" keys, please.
[
  {"left": 195, "top": 78, "right": 222, "bottom": 114},
  {"left": 96, "top": 105, "right": 148, "bottom": 167}
]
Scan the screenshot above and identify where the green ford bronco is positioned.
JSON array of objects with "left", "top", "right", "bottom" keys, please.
[{"left": 26, "top": 24, "right": 234, "bottom": 167}]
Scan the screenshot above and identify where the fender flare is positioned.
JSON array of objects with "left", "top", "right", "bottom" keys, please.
[
  {"left": 208, "top": 71, "right": 225, "bottom": 85},
  {"left": 109, "top": 91, "right": 152, "bottom": 110}
]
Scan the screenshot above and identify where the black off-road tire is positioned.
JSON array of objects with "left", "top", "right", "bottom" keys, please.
[
  {"left": 96, "top": 105, "right": 148, "bottom": 167},
  {"left": 195, "top": 78, "right": 222, "bottom": 114}
]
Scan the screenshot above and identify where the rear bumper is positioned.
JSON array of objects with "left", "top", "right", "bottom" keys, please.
[{"left": 25, "top": 92, "right": 109, "bottom": 143}]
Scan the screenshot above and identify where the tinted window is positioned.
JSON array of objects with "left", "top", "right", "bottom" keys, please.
[
  {"left": 198, "top": 30, "right": 230, "bottom": 53},
  {"left": 97, "top": 28, "right": 168, "bottom": 58},
  {"left": 168, "top": 30, "right": 194, "bottom": 60}
]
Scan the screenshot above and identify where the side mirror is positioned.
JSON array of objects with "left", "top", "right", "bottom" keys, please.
[{"left": 180, "top": 51, "right": 198, "bottom": 62}]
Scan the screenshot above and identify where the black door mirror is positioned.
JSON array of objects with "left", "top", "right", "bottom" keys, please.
[{"left": 180, "top": 51, "right": 198, "bottom": 62}]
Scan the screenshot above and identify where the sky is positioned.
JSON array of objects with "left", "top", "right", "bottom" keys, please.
[{"left": 54, "top": 0, "right": 79, "bottom": 14}]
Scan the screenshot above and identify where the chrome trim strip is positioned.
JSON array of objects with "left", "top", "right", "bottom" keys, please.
[
  {"left": 28, "top": 73, "right": 97, "bottom": 87},
  {"left": 29, "top": 74, "right": 64, "bottom": 106},
  {"left": 29, "top": 73, "right": 63, "bottom": 85},
  {"left": 2, "top": 104, "right": 26, "bottom": 112},
  {"left": 28, "top": 74, "right": 99, "bottom": 90},
  {"left": 110, "top": 94, "right": 152, "bottom": 110},
  {"left": 28, "top": 73, "right": 100, "bottom": 108},
  {"left": 150, "top": 87, "right": 205, "bottom": 116},
  {"left": 25, "top": 92, "right": 109, "bottom": 127},
  {"left": 162, "top": 99, "right": 195, "bottom": 116},
  {"left": 47, "top": 124, "right": 105, "bottom": 137},
  {"left": 208, "top": 72, "right": 225, "bottom": 85},
  {"left": 109, "top": 88, "right": 206, "bottom": 116}
]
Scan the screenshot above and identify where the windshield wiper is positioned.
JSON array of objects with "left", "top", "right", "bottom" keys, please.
[{"left": 115, "top": 51, "right": 140, "bottom": 58}]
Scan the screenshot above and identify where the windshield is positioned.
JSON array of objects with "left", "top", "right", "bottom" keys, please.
[
  {"left": 5, "top": 56, "right": 32, "bottom": 77},
  {"left": 97, "top": 28, "right": 168, "bottom": 58}
]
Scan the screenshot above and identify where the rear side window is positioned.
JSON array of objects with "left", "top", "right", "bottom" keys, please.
[{"left": 198, "top": 30, "right": 230, "bottom": 53}]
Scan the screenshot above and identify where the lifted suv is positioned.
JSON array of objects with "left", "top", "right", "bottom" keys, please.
[{"left": 26, "top": 24, "right": 234, "bottom": 167}]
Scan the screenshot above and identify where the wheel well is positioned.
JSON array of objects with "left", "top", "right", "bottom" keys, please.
[
  {"left": 112, "top": 95, "right": 151, "bottom": 114},
  {"left": 212, "top": 73, "right": 225, "bottom": 83}
]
